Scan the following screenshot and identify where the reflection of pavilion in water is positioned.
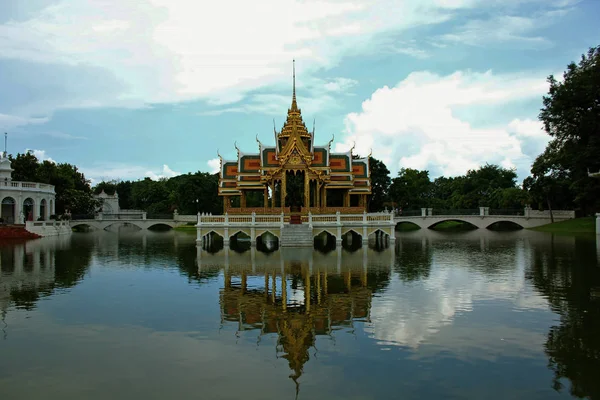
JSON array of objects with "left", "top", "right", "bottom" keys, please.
[{"left": 198, "top": 246, "right": 394, "bottom": 391}]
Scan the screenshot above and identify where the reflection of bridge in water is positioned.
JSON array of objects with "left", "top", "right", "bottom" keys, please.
[{"left": 197, "top": 245, "right": 395, "bottom": 393}]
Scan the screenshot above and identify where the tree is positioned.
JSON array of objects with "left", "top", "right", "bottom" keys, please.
[
  {"left": 389, "top": 168, "right": 432, "bottom": 210},
  {"left": 526, "top": 46, "right": 600, "bottom": 214},
  {"left": 8, "top": 152, "right": 97, "bottom": 215},
  {"left": 368, "top": 157, "right": 391, "bottom": 212}
]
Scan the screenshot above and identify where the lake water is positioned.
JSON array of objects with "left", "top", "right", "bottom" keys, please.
[{"left": 1, "top": 229, "right": 599, "bottom": 400}]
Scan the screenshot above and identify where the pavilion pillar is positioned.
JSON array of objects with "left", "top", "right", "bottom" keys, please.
[
  {"left": 270, "top": 183, "right": 275, "bottom": 209},
  {"left": 240, "top": 191, "right": 246, "bottom": 209},
  {"left": 263, "top": 187, "right": 268, "bottom": 209},
  {"left": 304, "top": 174, "right": 310, "bottom": 210},
  {"left": 241, "top": 271, "right": 247, "bottom": 294},
  {"left": 281, "top": 175, "right": 287, "bottom": 209},
  {"left": 223, "top": 197, "right": 229, "bottom": 213},
  {"left": 316, "top": 183, "right": 321, "bottom": 210},
  {"left": 323, "top": 188, "right": 327, "bottom": 209}
]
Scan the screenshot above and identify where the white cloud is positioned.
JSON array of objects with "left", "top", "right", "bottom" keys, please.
[
  {"left": 207, "top": 158, "right": 221, "bottom": 174},
  {"left": 81, "top": 163, "right": 181, "bottom": 185},
  {"left": 337, "top": 69, "right": 551, "bottom": 179},
  {"left": 144, "top": 164, "right": 181, "bottom": 180},
  {"left": 367, "top": 236, "right": 549, "bottom": 349},
  {"left": 0, "top": 0, "right": 541, "bottom": 114},
  {"left": 0, "top": 113, "right": 49, "bottom": 129},
  {"left": 27, "top": 149, "right": 55, "bottom": 163},
  {"left": 439, "top": 7, "right": 575, "bottom": 48}
]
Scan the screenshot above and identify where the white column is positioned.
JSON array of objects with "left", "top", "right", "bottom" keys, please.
[
  {"left": 335, "top": 211, "right": 342, "bottom": 246},
  {"left": 421, "top": 208, "right": 426, "bottom": 217},
  {"left": 362, "top": 211, "right": 368, "bottom": 245},
  {"left": 250, "top": 212, "right": 256, "bottom": 246}
]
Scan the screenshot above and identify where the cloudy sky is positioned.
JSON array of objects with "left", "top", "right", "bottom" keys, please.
[{"left": 1, "top": 0, "right": 598, "bottom": 184}]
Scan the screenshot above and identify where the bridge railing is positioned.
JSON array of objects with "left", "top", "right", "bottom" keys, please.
[
  {"left": 146, "top": 213, "right": 173, "bottom": 220},
  {"left": 71, "top": 214, "right": 95, "bottom": 220},
  {"left": 394, "top": 210, "right": 422, "bottom": 217},
  {"left": 431, "top": 209, "right": 480, "bottom": 216},
  {"left": 489, "top": 209, "right": 523, "bottom": 216}
]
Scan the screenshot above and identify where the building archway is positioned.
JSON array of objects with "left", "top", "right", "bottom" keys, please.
[
  {"left": 1, "top": 196, "right": 16, "bottom": 224},
  {"left": 40, "top": 199, "right": 47, "bottom": 221},
  {"left": 23, "top": 198, "right": 35, "bottom": 221}
]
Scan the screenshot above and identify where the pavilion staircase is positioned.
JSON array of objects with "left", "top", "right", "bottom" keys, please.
[{"left": 281, "top": 223, "right": 314, "bottom": 247}]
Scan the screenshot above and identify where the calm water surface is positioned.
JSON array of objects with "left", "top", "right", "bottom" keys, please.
[{"left": 1, "top": 229, "right": 599, "bottom": 400}]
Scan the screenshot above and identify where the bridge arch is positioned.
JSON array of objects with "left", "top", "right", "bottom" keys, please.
[
  {"left": 103, "top": 221, "right": 145, "bottom": 230},
  {"left": 256, "top": 229, "right": 280, "bottom": 240},
  {"left": 341, "top": 227, "right": 362, "bottom": 238},
  {"left": 229, "top": 228, "right": 251, "bottom": 239},
  {"left": 313, "top": 228, "right": 337, "bottom": 240},
  {"left": 70, "top": 221, "right": 98, "bottom": 230},
  {"left": 200, "top": 230, "right": 224, "bottom": 240},
  {"left": 395, "top": 221, "right": 422, "bottom": 230},
  {"left": 147, "top": 222, "right": 175, "bottom": 230},
  {"left": 426, "top": 219, "right": 480, "bottom": 230},
  {"left": 485, "top": 220, "right": 524, "bottom": 230}
]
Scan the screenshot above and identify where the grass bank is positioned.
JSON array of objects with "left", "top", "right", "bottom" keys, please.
[
  {"left": 174, "top": 224, "right": 196, "bottom": 232},
  {"left": 530, "top": 216, "right": 596, "bottom": 234}
]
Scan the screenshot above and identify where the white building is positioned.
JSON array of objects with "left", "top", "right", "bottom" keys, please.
[
  {"left": 0, "top": 151, "right": 56, "bottom": 224},
  {"left": 94, "top": 189, "right": 121, "bottom": 214}
]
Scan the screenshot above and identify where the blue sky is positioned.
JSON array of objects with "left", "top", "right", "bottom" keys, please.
[{"left": 0, "top": 0, "right": 598, "bottom": 184}]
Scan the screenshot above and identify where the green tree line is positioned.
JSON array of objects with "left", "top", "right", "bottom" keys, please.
[{"left": 93, "top": 173, "right": 221, "bottom": 216}]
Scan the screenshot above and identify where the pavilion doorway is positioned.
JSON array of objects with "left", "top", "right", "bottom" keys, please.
[
  {"left": 1, "top": 197, "right": 15, "bottom": 224},
  {"left": 285, "top": 170, "right": 305, "bottom": 210}
]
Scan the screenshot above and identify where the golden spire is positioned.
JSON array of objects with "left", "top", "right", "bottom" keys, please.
[
  {"left": 279, "top": 59, "right": 310, "bottom": 138},
  {"left": 291, "top": 59, "right": 298, "bottom": 111}
]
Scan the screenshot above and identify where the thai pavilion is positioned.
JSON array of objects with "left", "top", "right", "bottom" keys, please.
[{"left": 217, "top": 63, "right": 371, "bottom": 214}]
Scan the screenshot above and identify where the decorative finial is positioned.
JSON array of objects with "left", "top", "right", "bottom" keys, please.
[
  {"left": 368, "top": 148, "right": 373, "bottom": 157},
  {"left": 291, "top": 59, "right": 298, "bottom": 111},
  {"left": 328, "top": 134, "right": 334, "bottom": 149},
  {"left": 312, "top": 118, "right": 315, "bottom": 135},
  {"left": 217, "top": 149, "right": 222, "bottom": 159},
  {"left": 234, "top": 141, "right": 240, "bottom": 156},
  {"left": 3, "top": 132, "right": 7, "bottom": 157},
  {"left": 256, "top": 134, "right": 262, "bottom": 149},
  {"left": 350, "top": 141, "right": 356, "bottom": 154}
]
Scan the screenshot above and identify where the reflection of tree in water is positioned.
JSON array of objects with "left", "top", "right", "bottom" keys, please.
[
  {"left": 527, "top": 236, "right": 600, "bottom": 399},
  {"left": 1, "top": 235, "right": 94, "bottom": 310},
  {"left": 394, "top": 238, "right": 433, "bottom": 282}
]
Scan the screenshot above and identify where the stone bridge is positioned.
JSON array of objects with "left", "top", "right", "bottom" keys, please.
[
  {"left": 70, "top": 213, "right": 196, "bottom": 231},
  {"left": 394, "top": 207, "right": 575, "bottom": 230}
]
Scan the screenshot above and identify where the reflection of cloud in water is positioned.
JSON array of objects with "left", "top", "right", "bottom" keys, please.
[{"left": 367, "top": 236, "right": 549, "bottom": 349}]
